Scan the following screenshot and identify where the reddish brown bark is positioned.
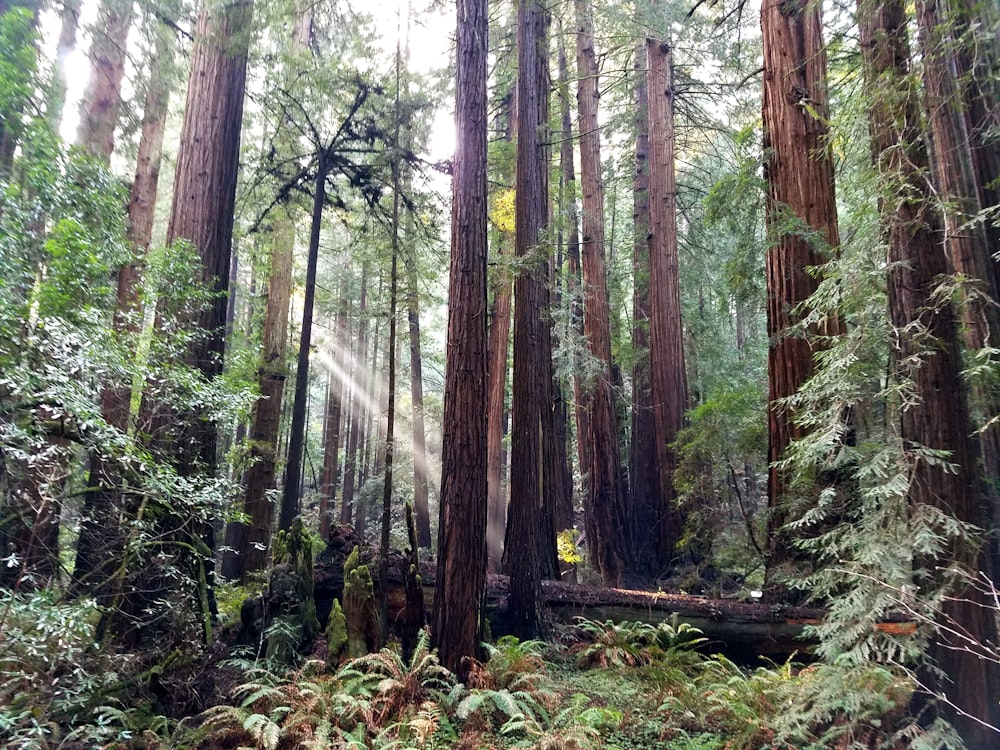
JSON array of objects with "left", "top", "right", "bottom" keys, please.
[
  {"left": 76, "top": 0, "right": 133, "bottom": 159},
  {"left": 575, "top": 0, "right": 628, "bottom": 586},
  {"left": 646, "top": 39, "right": 687, "bottom": 572},
  {"left": 760, "top": 0, "right": 841, "bottom": 585},
  {"left": 631, "top": 40, "right": 660, "bottom": 578},
  {"left": 503, "top": 0, "right": 550, "bottom": 639},
  {"left": 431, "top": 0, "right": 489, "bottom": 677},
  {"left": 859, "top": 0, "right": 1000, "bottom": 739}
]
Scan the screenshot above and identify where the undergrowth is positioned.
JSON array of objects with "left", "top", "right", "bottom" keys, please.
[{"left": 0, "top": 600, "right": 923, "bottom": 749}]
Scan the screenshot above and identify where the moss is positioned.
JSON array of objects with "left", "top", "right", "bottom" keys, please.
[
  {"left": 325, "top": 599, "right": 348, "bottom": 666},
  {"left": 343, "top": 545, "right": 377, "bottom": 658}
]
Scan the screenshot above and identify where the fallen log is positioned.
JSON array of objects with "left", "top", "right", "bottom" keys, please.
[{"left": 314, "top": 535, "right": 910, "bottom": 663}]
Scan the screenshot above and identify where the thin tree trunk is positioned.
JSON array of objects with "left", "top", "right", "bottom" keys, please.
[
  {"left": 76, "top": 0, "right": 134, "bottom": 159},
  {"left": 859, "top": 0, "right": 1000, "bottom": 738},
  {"left": 280, "top": 158, "right": 328, "bottom": 532},
  {"left": 431, "top": 0, "right": 489, "bottom": 678},
  {"left": 406, "top": 258, "right": 431, "bottom": 548},
  {"left": 319, "top": 278, "right": 349, "bottom": 541},
  {"left": 486, "top": 241, "right": 512, "bottom": 571},
  {"left": 341, "top": 267, "right": 369, "bottom": 526}
]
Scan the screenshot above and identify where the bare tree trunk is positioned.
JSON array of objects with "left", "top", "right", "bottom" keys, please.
[
  {"left": 486, "top": 241, "right": 512, "bottom": 571},
  {"left": 504, "top": 0, "right": 550, "bottom": 639},
  {"left": 76, "top": 0, "right": 134, "bottom": 159},
  {"left": 406, "top": 247, "right": 431, "bottom": 549},
  {"left": 760, "top": 0, "right": 841, "bottom": 591},
  {"left": 631, "top": 39, "right": 659, "bottom": 578},
  {"left": 859, "top": 0, "right": 1000, "bottom": 739},
  {"left": 431, "top": 0, "right": 489, "bottom": 678},
  {"left": 575, "top": 0, "right": 629, "bottom": 586},
  {"left": 341, "top": 267, "right": 369, "bottom": 526},
  {"left": 646, "top": 38, "right": 687, "bottom": 574},
  {"left": 319, "top": 279, "right": 349, "bottom": 541},
  {"left": 280, "top": 158, "right": 329, "bottom": 531}
]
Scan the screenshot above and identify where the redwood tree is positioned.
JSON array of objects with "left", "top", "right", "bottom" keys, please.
[
  {"left": 575, "top": 0, "right": 629, "bottom": 586},
  {"left": 431, "top": 0, "right": 489, "bottom": 677},
  {"left": 503, "top": 0, "right": 550, "bottom": 638},
  {"left": 645, "top": 38, "right": 687, "bottom": 574},
  {"left": 859, "top": 0, "right": 1000, "bottom": 738},
  {"left": 76, "top": 0, "right": 133, "bottom": 159},
  {"left": 760, "top": 0, "right": 841, "bottom": 588}
]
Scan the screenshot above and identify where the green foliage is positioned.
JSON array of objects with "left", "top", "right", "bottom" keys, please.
[{"left": 326, "top": 598, "right": 349, "bottom": 666}]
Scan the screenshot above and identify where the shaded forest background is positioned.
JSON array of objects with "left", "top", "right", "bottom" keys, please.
[{"left": 1, "top": 0, "right": 999, "bottom": 746}]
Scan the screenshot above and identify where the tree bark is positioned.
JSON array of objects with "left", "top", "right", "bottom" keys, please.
[
  {"left": 859, "top": 1, "right": 1000, "bottom": 740},
  {"left": 503, "top": 0, "right": 550, "bottom": 639},
  {"left": 486, "top": 237, "right": 512, "bottom": 571},
  {"left": 760, "top": 0, "right": 841, "bottom": 590},
  {"left": 646, "top": 38, "right": 687, "bottom": 574},
  {"left": 75, "top": 15, "right": 175, "bottom": 592},
  {"left": 341, "top": 267, "right": 369, "bottom": 526},
  {"left": 575, "top": 0, "right": 629, "bottom": 586},
  {"left": 320, "top": 279, "right": 349, "bottom": 542},
  {"left": 406, "top": 246, "right": 431, "bottom": 549},
  {"left": 280, "top": 158, "right": 328, "bottom": 531},
  {"left": 431, "top": 0, "right": 489, "bottom": 678},
  {"left": 76, "top": 0, "right": 134, "bottom": 160},
  {"left": 631, "top": 39, "right": 659, "bottom": 579}
]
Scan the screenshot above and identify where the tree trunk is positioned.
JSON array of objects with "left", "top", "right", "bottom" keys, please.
[
  {"left": 760, "top": 0, "right": 841, "bottom": 591},
  {"left": 341, "top": 267, "right": 369, "bottom": 525},
  {"left": 431, "top": 0, "right": 489, "bottom": 678},
  {"left": 486, "top": 238, "right": 512, "bottom": 571},
  {"left": 915, "top": 0, "right": 1000, "bottom": 591},
  {"left": 76, "top": 0, "right": 134, "bottom": 159},
  {"left": 503, "top": 0, "right": 549, "bottom": 640},
  {"left": 123, "top": 0, "right": 252, "bottom": 644},
  {"left": 645, "top": 38, "right": 687, "bottom": 574},
  {"left": 44, "top": 0, "right": 81, "bottom": 131},
  {"left": 406, "top": 245, "right": 431, "bottom": 549},
  {"left": 320, "top": 279, "right": 349, "bottom": 542},
  {"left": 859, "top": 1, "right": 1000, "bottom": 740},
  {"left": 575, "top": 0, "right": 629, "bottom": 587},
  {"left": 631, "top": 39, "right": 659, "bottom": 579},
  {"left": 74, "top": 15, "right": 175, "bottom": 592},
  {"left": 280, "top": 159, "right": 328, "bottom": 532}
]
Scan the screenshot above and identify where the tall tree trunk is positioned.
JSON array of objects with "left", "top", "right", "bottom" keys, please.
[
  {"left": 45, "top": 0, "right": 81, "bottom": 131},
  {"left": 431, "top": 0, "right": 489, "bottom": 678},
  {"left": 341, "top": 267, "right": 369, "bottom": 526},
  {"left": 760, "top": 0, "right": 841, "bottom": 591},
  {"left": 379, "top": 35, "right": 403, "bottom": 643},
  {"left": 503, "top": 0, "right": 549, "bottom": 639},
  {"left": 280, "top": 158, "right": 329, "bottom": 532},
  {"left": 557, "top": 38, "right": 589, "bottom": 501},
  {"left": 630, "top": 39, "right": 659, "bottom": 578},
  {"left": 406, "top": 257, "right": 431, "bottom": 548},
  {"left": 222, "top": 215, "right": 295, "bottom": 579},
  {"left": 575, "top": 0, "right": 629, "bottom": 586},
  {"left": 859, "top": 0, "right": 1000, "bottom": 739},
  {"left": 75, "top": 17, "right": 176, "bottom": 591},
  {"left": 123, "top": 0, "right": 252, "bottom": 644},
  {"left": 76, "top": 0, "right": 134, "bottom": 159},
  {"left": 486, "top": 238, "right": 512, "bottom": 571},
  {"left": 915, "top": 0, "right": 1000, "bottom": 591},
  {"left": 319, "top": 279, "right": 349, "bottom": 541},
  {"left": 645, "top": 38, "right": 687, "bottom": 574}
]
